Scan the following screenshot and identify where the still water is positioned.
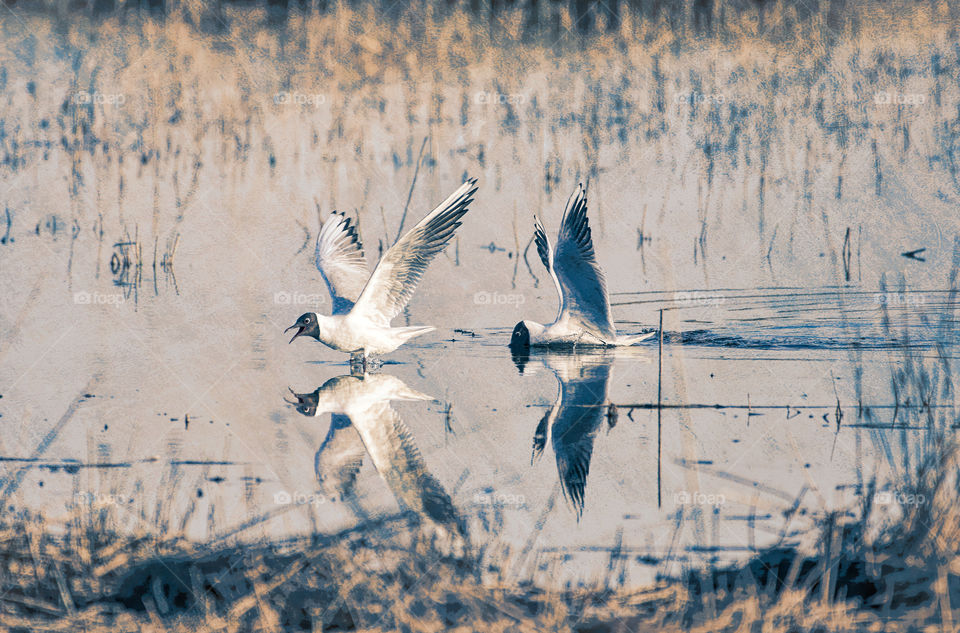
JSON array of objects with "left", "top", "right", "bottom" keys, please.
[{"left": 2, "top": 283, "right": 955, "bottom": 586}]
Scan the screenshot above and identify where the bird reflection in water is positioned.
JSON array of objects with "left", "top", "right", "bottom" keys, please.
[
  {"left": 516, "top": 350, "right": 617, "bottom": 520},
  {"left": 286, "top": 373, "right": 467, "bottom": 554}
]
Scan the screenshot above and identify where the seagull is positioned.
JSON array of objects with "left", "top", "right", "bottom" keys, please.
[
  {"left": 527, "top": 350, "right": 616, "bottom": 520},
  {"left": 510, "top": 184, "right": 654, "bottom": 352},
  {"left": 287, "top": 178, "right": 478, "bottom": 370},
  {"left": 287, "top": 373, "right": 468, "bottom": 552}
]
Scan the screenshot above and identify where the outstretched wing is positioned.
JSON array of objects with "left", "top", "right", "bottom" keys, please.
[
  {"left": 315, "top": 212, "right": 370, "bottom": 315},
  {"left": 534, "top": 218, "right": 552, "bottom": 271},
  {"left": 354, "top": 401, "right": 464, "bottom": 534},
  {"left": 534, "top": 217, "right": 564, "bottom": 322},
  {"left": 531, "top": 408, "right": 551, "bottom": 465},
  {"left": 549, "top": 352, "right": 613, "bottom": 519},
  {"left": 351, "top": 179, "right": 478, "bottom": 326},
  {"left": 314, "top": 413, "right": 365, "bottom": 498},
  {"left": 552, "top": 185, "right": 616, "bottom": 339}
]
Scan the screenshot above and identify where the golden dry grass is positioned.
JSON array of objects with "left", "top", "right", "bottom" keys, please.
[
  {"left": 0, "top": 460, "right": 957, "bottom": 632},
  {"left": 3, "top": 1, "right": 959, "bottom": 298},
  {"left": 2, "top": 2, "right": 960, "bottom": 631}
]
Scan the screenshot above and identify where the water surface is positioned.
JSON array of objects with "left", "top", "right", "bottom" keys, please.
[{"left": 2, "top": 284, "right": 955, "bottom": 586}]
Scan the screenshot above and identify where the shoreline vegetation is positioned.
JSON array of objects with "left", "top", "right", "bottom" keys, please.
[
  {"left": 0, "top": 428, "right": 957, "bottom": 631},
  {"left": 8, "top": 0, "right": 959, "bottom": 42},
  {"left": 2, "top": 0, "right": 958, "bottom": 297}
]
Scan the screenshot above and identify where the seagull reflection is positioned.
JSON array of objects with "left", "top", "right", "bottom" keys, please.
[
  {"left": 286, "top": 373, "right": 467, "bottom": 551},
  {"left": 523, "top": 350, "right": 616, "bottom": 520}
]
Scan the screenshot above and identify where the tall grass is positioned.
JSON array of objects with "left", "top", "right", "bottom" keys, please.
[
  {"left": 0, "top": 432, "right": 957, "bottom": 630},
  {"left": 1, "top": 3, "right": 959, "bottom": 630},
  {"left": 1, "top": 1, "right": 958, "bottom": 298}
]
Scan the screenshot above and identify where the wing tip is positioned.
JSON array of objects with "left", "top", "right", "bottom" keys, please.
[
  {"left": 317, "top": 210, "right": 366, "bottom": 267},
  {"left": 332, "top": 211, "right": 362, "bottom": 245},
  {"left": 562, "top": 183, "right": 588, "bottom": 219},
  {"left": 439, "top": 178, "right": 479, "bottom": 221},
  {"left": 575, "top": 183, "right": 587, "bottom": 207},
  {"left": 461, "top": 176, "right": 479, "bottom": 200}
]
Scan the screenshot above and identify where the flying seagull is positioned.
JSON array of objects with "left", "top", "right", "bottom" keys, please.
[
  {"left": 528, "top": 351, "right": 616, "bottom": 520},
  {"left": 510, "top": 184, "right": 654, "bottom": 351},
  {"left": 287, "top": 178, "right": 478, "bottom": 370},
  {"left": 287, "top": 373, "right": 468, "bottom": 553}
]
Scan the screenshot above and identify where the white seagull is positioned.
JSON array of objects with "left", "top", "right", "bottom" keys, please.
[
  {"left": 287, "top": 373, "right": 467, "bottom": 552},
  {"left": 510, "top": 184, "right": 654, "bottom": 351},
  {"left": 287, "top": 178, "right": 478, "bottom": 368},
  {"left": 528, "top": 351, "right": 616, "bottom": 520}
]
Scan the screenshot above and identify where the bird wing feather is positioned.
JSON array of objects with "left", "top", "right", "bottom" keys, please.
[
  {"left": 351, "top": 179, "right": 478, "bottom": 326},
  {"left": 315, "top": 212, "right": 370, "bottom": 315},
  {"left": 549, "top": 356, "right": 612, "bottom": 519},
  {"left": 552, "top": 185, "right": 616, "bottom": 339},
  {"left": 534, "top": 216, "right": 564, "bottom": 323}
]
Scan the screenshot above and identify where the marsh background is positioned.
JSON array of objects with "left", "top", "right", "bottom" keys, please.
[{"left": 0, "top": 0, "right": 959, "bottom": 630}]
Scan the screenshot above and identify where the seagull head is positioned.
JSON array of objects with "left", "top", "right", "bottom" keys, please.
[
  {"left": 510, "top": 320, "right": 542, "bottom": 374},
  {"left": 284, "top": 387, "right": 320, "bottom": 417},
  {"left": 511, "top": 320, "right": 545, "bottom": 350},
  {"left": 285, "top": 312, "right": 321, "bottom": 344},
  {"left": 510, "top": 320, "right": 531, "bottom": 351}
]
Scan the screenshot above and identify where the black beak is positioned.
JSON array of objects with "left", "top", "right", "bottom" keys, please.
[
  {"left": 284, "top": 387, "right": 319, "bottom": 417},
  {"left": 285, "top": 324, "right": 304, "bottom": 344},
  {"left": 283, "top": 387, "right": 301, "bottom": 406}
]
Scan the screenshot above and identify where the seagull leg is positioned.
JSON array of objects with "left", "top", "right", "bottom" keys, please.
[
  {"left": 573, "top": 330, "right": 586, "bottom": 350},
  {"left": 349, "top": 352, "right": 363, "bottom": 376}
]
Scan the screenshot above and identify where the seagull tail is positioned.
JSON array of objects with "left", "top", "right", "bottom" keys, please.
[
  {"left": 392, "top": 325, "right": 436, "bottom": 344},
  {"left": 396, "top": 381, "right": 436, "bottom": 402},
  {"left": 614, "top": 331, "right": 656, "bottom": 346}
]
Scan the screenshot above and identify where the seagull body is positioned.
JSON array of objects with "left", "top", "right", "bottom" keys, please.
[
  {"left": 288, "top": 373, "right": 467, "bottom": 551},
  {"left": 287, "top": 179, "right": 478, "bottom": 362},
  {"left": 511, "top": 184, "right": 653, "bottom": 351},
  {"left": 529, "top": 351, "right": 615, "bottom": 519}
]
